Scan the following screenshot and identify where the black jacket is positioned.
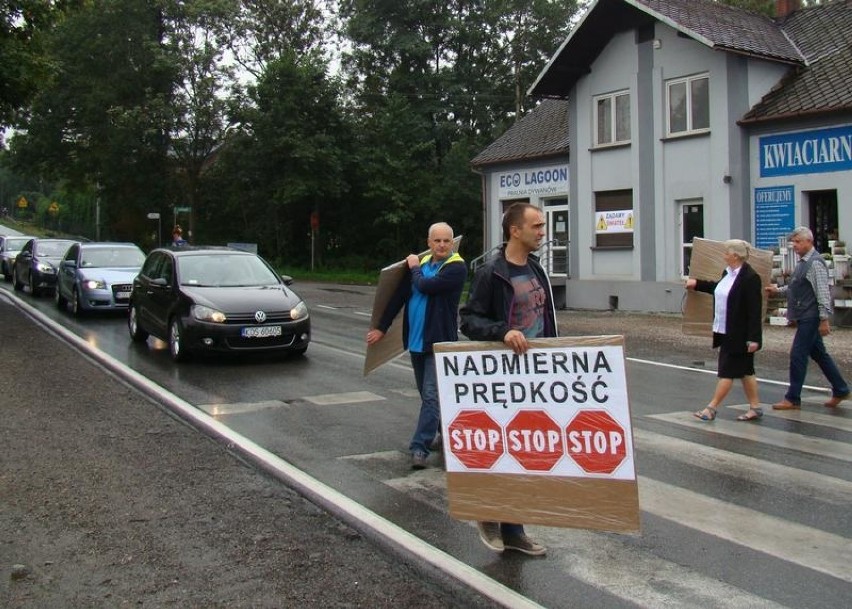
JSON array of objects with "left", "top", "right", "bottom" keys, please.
[
  {"left": 459, "top": 247, "right": 557, "bottom": 341},
  {"left": 695, "top": 262, "right": 762, "bottom": 353}
]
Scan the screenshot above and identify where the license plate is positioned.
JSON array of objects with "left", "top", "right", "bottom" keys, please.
[
  {"left": 241, "top": 325, "right": 282, "bottom": 338},
  {"left": 116, "top": 291, "right": 131, "bottom": 299}
]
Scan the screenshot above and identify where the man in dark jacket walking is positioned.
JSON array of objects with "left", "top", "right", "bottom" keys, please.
[
  {"left": 367, "top": 222, "right": 466, "bottom": 469},
  {"left": 459, "top": 202, "right": 556, "bottom": 557}
]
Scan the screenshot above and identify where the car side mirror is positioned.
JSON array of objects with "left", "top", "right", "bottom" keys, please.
[
  {"left": 151, "top": 277, "right": 169, "bottom": 288},
  {"left": 281, "top": 274, "right": 293, "bottom": 286},
  {"left": 62, "top": 260, "right": 76, "bottom": 269}
]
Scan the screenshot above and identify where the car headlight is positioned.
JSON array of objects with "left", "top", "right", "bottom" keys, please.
[
  {"left": 192, "top": 304, "right": 227, "bottom": 323},
  {"left": 84, "top": 279, "right": 105, "bottom": 290},
  {"left": 290, "top": 300, "right": 308, "bottom": 320},
  {"left": 36, "top": 262, "right": 55, "bottom": 273}
]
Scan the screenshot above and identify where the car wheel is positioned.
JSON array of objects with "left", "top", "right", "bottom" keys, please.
[
  {"left": 55, "top": 284, "right": 68, "bottom": 310},
  {"left": 169, "top": 317, "right": 189, "bottom": 362},
  {"left": 72, "top": 287, "right": 85, "bottom": 316},
  {"left": 28, "top": 271, "right": 39, "bottom": 296},
  {"left": 128, "top": 304, "right": 149, "bottom": 342},
  {"left": 12, "top": 267, "right": 23, "bottom": 291}
]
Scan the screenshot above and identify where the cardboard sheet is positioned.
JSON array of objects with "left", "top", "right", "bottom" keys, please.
[
  {"left": 434, "top": 336, "right": 640, "bottom": 533},
  {"left": 363, "top": 235, "right": 462, "bottom": 375},
  {"left": 683, "top": 238, "right": 773, "bottom": 337}
]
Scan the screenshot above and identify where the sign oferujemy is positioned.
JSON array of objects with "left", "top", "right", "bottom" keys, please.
[{"left": 434, "top": 336, "right": 640, "bottom": 533}]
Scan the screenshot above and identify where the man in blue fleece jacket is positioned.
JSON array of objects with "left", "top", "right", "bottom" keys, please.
[{"left": 366, "top": 222, "right": 467, "bottom": 469}]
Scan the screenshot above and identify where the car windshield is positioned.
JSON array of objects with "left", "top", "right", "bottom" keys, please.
[
  {"left": 6, "top": 238, "right": 30, "bottom": 250},
  {"left": 36, "top": 241, "right": 74, "bottom": 256},
  {"left": 81, "top": 247, "right": 145, "bottom": 268},
  {"left": 178, "top": 253, "right": 280, "bottom": 288}
]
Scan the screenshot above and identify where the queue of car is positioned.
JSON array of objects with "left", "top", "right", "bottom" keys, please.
[{"left": 1, "top": 235, "right": 312, "bottom": 362}]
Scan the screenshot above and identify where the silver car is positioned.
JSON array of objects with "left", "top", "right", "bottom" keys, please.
[
  {"left": 55, "top": 242, "right": 145, "bottom": 315},
  {"left": 0, "top": 235, "right": 35, "bottom": 282}
]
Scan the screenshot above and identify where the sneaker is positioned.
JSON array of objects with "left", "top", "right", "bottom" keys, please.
[
  {"left": 475, "top": 521, "right": 504, "bottom": 552},
  {"left": 411, "top": 452, "right": 428, "bottom": 470},
  {"left": 503, "top": 533, "right": 547, "bottom": 556}
]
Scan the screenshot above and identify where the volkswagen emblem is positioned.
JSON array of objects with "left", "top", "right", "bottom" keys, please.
[{"left": 254, "top": 311, "right": 267, "bottom": 323}]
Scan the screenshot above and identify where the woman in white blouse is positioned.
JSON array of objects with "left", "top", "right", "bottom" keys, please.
[{"left": 686, "top": 239, "right": 764, "bottom": 422}]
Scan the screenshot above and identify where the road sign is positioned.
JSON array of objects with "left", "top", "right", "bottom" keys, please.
[
  {"left": 174, "top": 206, "right": 191, "bottom": 213},
  {"left": 566, "top": 410, "right": 627, "bottom": 474},
  {"left": 147, "top": 212, "right": 161, "bottom": 220},
  {"left": 17, "top": 196, "right": 28, "bottom": 209},
  {"left": 506, "top": 410, "right": 563, "bottom": 472},
  {"left": 447, "top": 410, "right": 504, "bottom": 470},
  {"left": 48, "top": 201, "right": 59, "bottom": 214}
]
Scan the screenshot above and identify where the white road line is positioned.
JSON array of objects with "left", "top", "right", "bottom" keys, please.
[
  {"left": 304, "top": 390, "right": 385, "bottom": 405},
  {"left": 627, "top": 356, "right": 829, "bottom": 392},
  {"left": 648, "top": 412, "right": 852, "bottom": 462},
  {"left": 198, "top": 400, "right": 287, "bottom": 416},
  {"left": 640, "top": 477, "right": 852, "bottom": 583},
  {"left": 315, "top": 304, "right": 337, "bottom": 310},
  {"left": 634, "top": 428, "right": 852, "bottom": 505},
  {"left": 354, "top": 311, "right": 372, "bottom": 317}
]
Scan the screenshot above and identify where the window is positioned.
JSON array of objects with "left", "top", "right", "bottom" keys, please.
[
  {"left": 543, "top": 198, "right": 569, "bottom": 276},
  {"left": 666, "top": 74, "right": 709, "bottom": 136},
  {"left": 678, "top": 200, "right": 704, "bottom": 277},
  {"left": 594, "top": 190, "right": 634, "bottom": 248},
  {"left": 594, "top": 91, "right": 631, "bottom": 146}
]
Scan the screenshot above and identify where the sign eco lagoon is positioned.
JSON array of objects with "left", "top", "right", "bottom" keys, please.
[{"left": 497, "top": 165, "right": 568, "bottom": 198}]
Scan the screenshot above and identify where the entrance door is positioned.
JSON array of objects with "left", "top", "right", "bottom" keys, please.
[
  {"left": 678, "top": 200, "right": 704, "bottom": 277},
  {"left": 544, "top": 198, "right": 569, "bottom": 276},
  {"left": 807, "top": 190, "right": 839, "bottom": 253}
]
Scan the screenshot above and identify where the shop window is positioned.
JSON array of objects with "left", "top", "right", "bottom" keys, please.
[
  {"left": 594, "top": 190, "right": 634, "bottom": 248},
  {"left": 593, "top": 90, "right": 631, "bottom": 146},
  {"left": 667, "top": 74, "right": 709, "bottom": 136}
]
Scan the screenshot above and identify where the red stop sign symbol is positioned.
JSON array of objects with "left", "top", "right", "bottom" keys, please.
[
  {"left": 448, "top": 410, "right": 504, "bottom": 470},
  {"left": 565, "top": 410, "right": 627, "bottom": 474},
  {"left": 506, "top": 410, "right": 564, "bottom": 471}
]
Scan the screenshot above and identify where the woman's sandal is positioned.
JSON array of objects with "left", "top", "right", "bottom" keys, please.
[
  {"left": 693, "top": 406, "right": 717, "bottom": 421},
  {"left": 736, "top": 407, "right": 763, "bottom": 422}
]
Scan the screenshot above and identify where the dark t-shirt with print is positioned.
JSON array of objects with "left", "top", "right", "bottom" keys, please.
[{"left": 508, "top": 261, "right": 546, "bottom": 338}]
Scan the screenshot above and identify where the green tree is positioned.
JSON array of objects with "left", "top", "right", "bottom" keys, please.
[
  {"left": 202, "top": 51, "right": 351, "bottom": 266},
  {"left": 0, "top": 1, "right": 85, "bottom": 133},
  {"left": 9, "top": 0, "right": 176, "bottom": 241}
]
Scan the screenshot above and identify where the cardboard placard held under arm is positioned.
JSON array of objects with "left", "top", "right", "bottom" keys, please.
[
  {"left": 363, "top": 235, "right": 462, "bottom": 375},
  {"left": 434, "top": 336, "right": 640, "bottom": 533},
  {"left": 682, "top": 238, "right": 774, "bottom": 337}
]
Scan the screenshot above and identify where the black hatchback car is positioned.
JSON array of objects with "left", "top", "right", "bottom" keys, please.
[
  {"left": 128, "top": 246, "right": 310, "bottom": 361},
  {"left": 12, "top": 237, "right": 78, "bottom": 296}
]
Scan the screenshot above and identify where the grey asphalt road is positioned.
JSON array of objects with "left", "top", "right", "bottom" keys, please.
[{"left": 2, "top": 258, "right": 851, "bottom": 607}]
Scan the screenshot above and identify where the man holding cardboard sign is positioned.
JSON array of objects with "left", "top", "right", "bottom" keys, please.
[{"left": 459, "top": 203, "right": 556, "bottom": 556}]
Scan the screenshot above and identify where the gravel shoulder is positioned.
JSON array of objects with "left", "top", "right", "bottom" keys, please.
[{"left": 0, "top": 298, "right": 496, "bottom": 609}]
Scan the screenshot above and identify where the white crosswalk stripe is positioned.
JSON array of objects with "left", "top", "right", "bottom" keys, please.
[
  {"left": 349, "top": 399, "right": 852, "bottom": 607},
  {"left": 648, "top": 411, "right": 852, "bottom": 462}
]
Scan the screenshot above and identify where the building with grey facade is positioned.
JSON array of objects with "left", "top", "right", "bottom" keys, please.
[{"left": 474, "top": 0, "right": 852, "bottom": 317}]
